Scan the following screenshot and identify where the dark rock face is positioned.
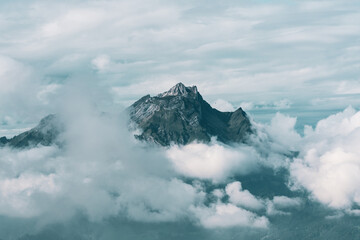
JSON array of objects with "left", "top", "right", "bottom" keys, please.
[
  {"left": 0, "top": 136, "right": 8, "bottom": 145},
  {"left": 128, "top": 82, "right": 252, "bottom": 146},
  {"left": 2, "top": 114, "right": 64, "bottom": 148}
]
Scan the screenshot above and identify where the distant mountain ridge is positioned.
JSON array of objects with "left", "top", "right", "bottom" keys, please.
[
  {"left": 0, "top": 114, "right": 63, "bottom": 148},
  {"left": 0, "top": 83, "right": 253, "bottom": 148},
  {"left": 128, "top": 82, "right": 252, "bottom": 146}
]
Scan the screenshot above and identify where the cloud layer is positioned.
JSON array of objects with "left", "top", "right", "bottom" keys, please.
[{"left": 1, "top": 96, "right": 360, "bottom": 239}]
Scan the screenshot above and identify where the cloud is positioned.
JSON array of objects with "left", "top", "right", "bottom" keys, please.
[
  {"left": 0, "top": 0, "right": 358, "bottom": 115},
  {"left": 211, "top": 99, "right": 235, "bottom": 112},
  {"left": 0, "top": 55, "right": 31, "bottom": 93},
  {"left": 118, "top": 178, "right": 204, "bottom": 222},
  {"left": 291, "top": 148, "right": 360, "bottom": 209},
  {"left": 272, "top": 196, "right": 302, "bottom": 209},
  {"left": 167, "top": 141, "right": 259, "bottom": 182},
  {"left": 0, "top": 90, "right": 297, "bottom": 236},
  {"left": 191, "top": 203, "right": 269, "bottom": 229},
  {"left": 336, "top": 81, "right": 360, "bottom": 95},
  {"left": 225, "top": 181, "right": 264, "bottom": 211},
  {"left": 239, "top": 102, "right": 255, "bottom": 111},
  {"left": 265, "top": 113, "right": 302, "bottom": 150},
  {"left": 40, "top": 9, "right": 105, "bottom": 38},
  {"left": 0, "top": 173, "right": 59, "bottom": 218},
  {"left": 238, "top": 99, "right": 292, "bottom": 112},
  {"left": 0, "top": 97, "right": 207, "bottom": 228},
  {"left": 247, "top": 106, "right": 360, "bottom": 212},
  {"left": 245, "top": 106, "right": 360, "bottom": 211},
  {"left": 287, "top": 107, "right": 360, "bottom": 209},
  {"left": 273, "top": 99, "right": 292, "bottom": 110},
  {"left": 265, "top": 196, "right": 302, "bottom": 216},
  {"left": 265, "top": 195, "right": 302, "bottom": 216},
  {"left": 92, "top": 54, "right": 111, "bottom": 72},
  {"left": 0, "top": 91, "right": 271, "bottom": 236},
  {"left": 37, "top": 84, "right": 61, "bottom": 104},
  {"left": 0, "top": 55, "right": 61, "bottom": 130}
]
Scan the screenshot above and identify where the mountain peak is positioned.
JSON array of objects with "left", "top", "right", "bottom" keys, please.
[
  {"left": 157, "top": 82, "right": 199, "bottom": 98},
  {"left": 129, "top": 84, "right": 252, "bottom": 146},
  {"left": 1, "top": 83, "right": 252, "bottom": 149},
  {"left": 1, "top": 114, "right": 64, "bottom": 148}
]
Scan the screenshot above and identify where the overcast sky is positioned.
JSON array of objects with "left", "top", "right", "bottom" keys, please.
[{"left": 1, "top": 0, "right": 360, "bottom": 133}]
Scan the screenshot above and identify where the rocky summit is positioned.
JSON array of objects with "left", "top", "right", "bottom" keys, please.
[{"left": 128, "top": 82, "right": 252, "bottom": 146}]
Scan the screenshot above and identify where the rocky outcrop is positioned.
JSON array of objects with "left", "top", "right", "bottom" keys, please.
[
  {"left": 128, "top": 82, "right": 252, "bottom": 146},
  {"left": 1, "top": 114, "right": 64, "bottom": 148}
]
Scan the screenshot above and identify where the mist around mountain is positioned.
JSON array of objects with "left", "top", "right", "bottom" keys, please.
[
  {"left": 1, "top": 83, "right": 253, "bottom": 149},
  {"left": 0, "top": 114, "right": 64, "bottom": 149},
  {"left": 1, "top": 84, "right": 360, "bottom": 239}
]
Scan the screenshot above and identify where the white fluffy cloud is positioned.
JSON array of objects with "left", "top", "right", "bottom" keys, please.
[
  {"left": 0, "top": 97, "right": 269, "bottom": 232},
  {"left": 191, "top": 181, "right": 269, "bottom": 229},
  {"left": 249, "top": 106, "right": 360, "bottom": 211},
  {"left": 0, "top": 173, "right": 59, "bottom": 218},
  {"left": 289, "top": 107, "right": 360, "bottom": 209},
  {"left": 167, "top": 141, "right": 259, "bottom": 182},
  {"left": 266, "top": 113, "right": 302, "bottom": 150},
  {"left": 191, "top": 203, "right": 269, "bottom": 229},
  {"left": 225, "top": 181, "right": 264, "bottom": 211},
  {"left": 0, "top": 102, "right": 206, "bottom": 226}
]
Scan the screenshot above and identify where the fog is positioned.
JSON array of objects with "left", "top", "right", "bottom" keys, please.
[{"left": 1, "top": 89, "right": 360, "bottom": 239}]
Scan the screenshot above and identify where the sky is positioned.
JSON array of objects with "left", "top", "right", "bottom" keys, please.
[
  {"left": 1, "top": 1, "right": 360, "bottom": 239},
  {"left": 0, "top": 0, "right": 360, "bottom": 135}
]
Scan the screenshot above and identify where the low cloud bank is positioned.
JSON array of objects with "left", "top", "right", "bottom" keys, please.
[
  {"left": 191, "top": 203, "right": 269, "bottom": 229},
  {"left": 290, "top": 107, "right": 360, "bottom": 210},
  {"left": 251, "top": 105, "right": 360, "bottom": 212},
  {"left": 0, "top": 98, "right": 359, "bottom": 238},
  {"left": 169, "top": 106, "right": 360, "bottom": 215},
  {"left": 167, "top": 141, "right": 259, "bottom": 182},
  {"left": 0, "top": 100, "right": 274, "bottom": 238}
]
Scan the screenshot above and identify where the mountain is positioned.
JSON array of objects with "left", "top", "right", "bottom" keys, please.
[
  {"left": 0, "top": 114, "right": 64, "bottom": 148},
  {"left": 128, "top": 82, "right": 252, "bottom": 146},
  {"left": 0, "top": 83, "right": 252, "bottom": 148}
]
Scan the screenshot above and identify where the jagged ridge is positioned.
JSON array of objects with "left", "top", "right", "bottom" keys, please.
[
  {"left": 128, "top": 82, "right": 252, "bottom": 146},
  {"left": 1, "top": 83, "right": 252, "bottom": 148},
  {"left": 0, "top": 114, "right": 64, "bottom": 148}
]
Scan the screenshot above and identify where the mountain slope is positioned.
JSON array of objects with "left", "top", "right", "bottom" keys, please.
[
  {"left": 128, "top": 82, "right": 252, "bottom": 146},
  {"left": 1, "top": 83, "right": 252, "bottom": 148},
  {"left": 0, "top": 114, "right": 64, "bottom": 148}
]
